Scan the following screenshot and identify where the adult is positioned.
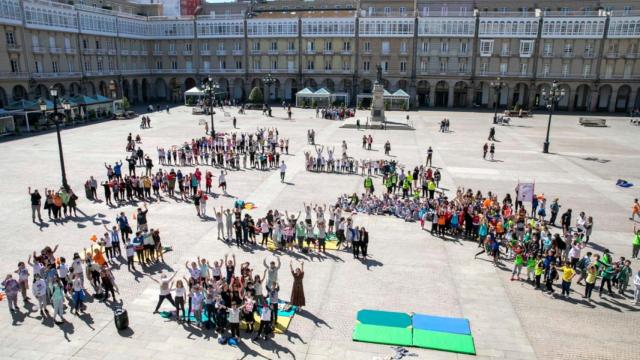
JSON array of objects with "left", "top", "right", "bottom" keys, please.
[
  {"left": 28, "top": 187, "right": 43, "bottom": 222},
  {"left": 289, "top": 261, "right": 305, "bottom": 310},
  {"left": 632, "top": 224, "right": 640, "bottom": 259},
  {"left": 152, "top": 272, "right": 178, "bottom": 314},
  {"left": 280, "top": 161, "right": 287, "bottom": 183}
]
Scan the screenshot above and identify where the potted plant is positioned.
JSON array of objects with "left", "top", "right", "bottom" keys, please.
[{"left": 311, "top": 99, "right": 317, "bottom": 109}]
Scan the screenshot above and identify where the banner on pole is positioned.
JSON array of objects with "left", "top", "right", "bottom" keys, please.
[{"left": 517, "top": 182, "right": 535, "bottom": 202}]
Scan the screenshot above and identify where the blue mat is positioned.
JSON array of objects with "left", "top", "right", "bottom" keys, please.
[{"left": 412, "top": 314, "right": 471, "bottom": 335}]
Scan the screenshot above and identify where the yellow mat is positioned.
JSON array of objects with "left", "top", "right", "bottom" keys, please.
[
  {"left": 264, "top": 238, "right": 340, "bottom": 251},
  {"left": 239, "top": 312, "right": 292, "bottom": 334}
]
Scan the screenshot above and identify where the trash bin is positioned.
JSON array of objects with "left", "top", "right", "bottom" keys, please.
[{"left": 114, "top": 308, "right": 129, "bottom": 330}]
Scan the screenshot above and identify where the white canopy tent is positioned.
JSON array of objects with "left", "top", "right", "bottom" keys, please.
[
  {"left": 184, "top": 86, "right": 204, "bottom": 105},
  {"left": 357, "top": 89, "right": 409, "bottom": 110},
  {"left": 296, "top": 88, "right": 350, "bottom": 108}
]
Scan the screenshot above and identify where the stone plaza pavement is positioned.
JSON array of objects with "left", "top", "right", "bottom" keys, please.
[{"left": 0, "top": 106, "right": 638, "bottom": 360}]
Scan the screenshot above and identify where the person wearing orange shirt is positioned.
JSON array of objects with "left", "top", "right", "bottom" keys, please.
[{"left": 631, "top": 198, "right": 640, "bottom": 221}]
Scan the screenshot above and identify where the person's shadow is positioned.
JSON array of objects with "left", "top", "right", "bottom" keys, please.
[{"left": 297, "top": 309, "right": 331, "bottom": 329}]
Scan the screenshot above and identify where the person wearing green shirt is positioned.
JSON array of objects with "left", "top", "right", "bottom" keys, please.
[
  {"left": 364, "top": 176, "right": 373, "bottom": 194},
  {"left": 427, "top": 180, "right": 436, "bottom": 199},
  {"left": 526, "top": 256, "right": 536, "bottom": 282},
  {"left": 295, "top": 222, "right": 306, "bottom": 250},
  {"left": 534, "top": 255, "right": 544, "bottom": 289},
  {"left": 632, "top": 225, "right": 640, "bottom": 259},
  {"left": 510, "top": 244, "right": 524, "bottom": 281},
  {"left": 617, "top": 260, "right": 632, "bottom": 294},
  {"left": 402, "top": 178, "right": 411, "bottom": 198},
  {"left": 598, "top": 260, "right": 615, "bottom": 296},
  {"left": 50, "top": 278, "right": 66, "bottom": 324}
]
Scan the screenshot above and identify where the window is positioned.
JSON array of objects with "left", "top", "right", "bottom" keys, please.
[
  {"left": 108, "top": 58, "right": 114, "bottom": 70},
  {"left": 235, "top": 60, "right": 242, "bottom": 69},
  {"left": 201, "top": 42, "right": 209, "bottom": 51},
  {"left": 519, "top": 40, "right": 534, "bottom": 57},
  {"left": 203, "top": 61, "right": 210, "bottom": 71},
  {"left": 441, "top": 41, "right": 449, "bottom": 53},
  {"left": 306, "top": 60, "right": 314, "bottom": 70},
  {"left": 499, "top": 63, "right": 508, "bottom": 74},
  {"left": 543, "top": 42, "right": 553, "bottom": 56},
  {"left": 95, "top": 40, "right": 101, "bottom": 49},
  {"left": 420, "top": 60, "right": 427, "bottom": 73},
  {"left": 253, "top": 42, "right": 261, "bottom": 51},
  {"left": 584, "top": 43, "right": 594, "bottom": 57},
  {"left": 363, "top": 60, "right": 370, "bottom": 72},
  {"left": 624, "top": 6, "right": 632, "bottom": 15},
  {"left": 5, "top": 32, "right": 15, "bottom": 46},
  {"left": 543, "top": 63, "right": 550, "bottom": 76},
  {"left": 324, "top": 61, "right": 332, "bottom": 71},
  {"left": 67, "top": 59, "right": 74, "bottom": 72},
  {"left": 254, "top": 61, "right": 261, "bottom": 70},
  {"left": 520, "top": 63, "right": 527, "bottom": 75},
  {"left": 381, "top": 41, "right": 390, "bottom": 54},
  {"left": 382, "top": 61, "right": 388, "bottom": 73},
  {"left": 480, "top": 61, "right": 488, "bottom": 75},
  {"left": 306, "top": 41, "right": 314, "bottom": 52},
  {"left": 422, "top": 7, "right": 429, "bottom": 17},
  {"left": 342, "top": 41, "right": 351, "bottom": 51},
  {"left": 421, "top": 41, "right": 429, "bottom": 53},
  {"left": 185, "top": 43, "right": 192, "bottom": 51},
  {"left": 64, "top": 37, "right": 71, "bottom": 50},
  {"left": 364, "top": 42, "right": 371, "bottom": 53},
  {"left": 459, "top": 7, "right": 468, "bottom": 16},
  {"left": 400, "top": 7, "right": 406, "bottom": 16},
  {"left": 234, "top": 42, "right": 242, "bottom": 51},
  {"left": 31, "top": 35, "right": 39, "bottom": 47},
  {"left": 501, "top": 42, "right": 510, "bottom": 56},
  {"left": 458, "top": 60, "right": 467, "bottom": 73},
  {"left": 219, "top": 60, "right": 225, "bottom": 69},
  {"left": 499, "top": 7, "right": 508, "bottom": 13},
  {"left": 288, "top": 60, "right": 295, "bottom": 71},
  {"left": 324, "top": 41, "right": 332, "bottom": 51},
  {"left": 384, "top": 7, "right": 390, "bottom": 15},
  {"left": 562, "top": 63, "right": 569, "bottom": 77},
  {"left": 605, "top": 64, "right": 613, "bottom": 77},
  {"left": 84, "top": 60, "right": 91, "bottom": 72},
  {"left": 156, "top": 60, "right": 163, "bottom": 70},
  {"left": 563, "top": 43, "right": 573, "bottom": 56},
  {"left": 460, "top": 41, "right": 468, "bottom": 54},
  {"left": 582, "top": 63, "right": 591, "bottom": 77},
  {"left": 97, "top": 58, "right": 103, "bottom": 71},
  {"left": 10, "top": 59, "right": 19, "bottom": 72},
  {"left": 288, "top": 41, "right": 295, "bottom": 51},
  {"left": 441, "top": 6, "right": 448, "bottom": 16},
  {"left": 479, "top": 40, "right": 493, "bottom": 56},
  {"left": 439, "top": 58, "right": 448, "bottom": 72},
  {"left": 272, "top": 60, "right": 278, "bottom": 70},
  {"left": 400, "top": 41, "right": 407, "bottom": 54},
  {"left": 560, "top": 7, "right": 569, "bottom": 15},
  {"left": 624, "top": 63, "right": 632, "bottom": 76},
  {"left": 368, "top": 7, "right": 375, "bottom": 16},
  {"left": 82, "top": 39, "right": 88, "bottom": 49},
  {"left": 154, "top": 42, "right": 161, "bottom": 52},
  {"left": 400, "top": 61, "right": 407, "bottom": 73}
]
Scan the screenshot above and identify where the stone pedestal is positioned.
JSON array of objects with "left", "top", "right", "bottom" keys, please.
[{"left": 371, "top": 82, "right": 385, "bottom": 124}]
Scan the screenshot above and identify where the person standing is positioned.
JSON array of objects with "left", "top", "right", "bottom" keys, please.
[
  {"left": 28, "top": 187, "right": 43, "bottom": 222},
  {"left": 632, "top": 225, "right": 640, "bottom": 259},
  {"left": 549, "top": 198, "right": 561, "bottom": 226},
  {"left": 51, "top": 277, "right": 66, "bottom": 324},
  {"left": 279, "top": 161, "right": 287, "bottom": 183},
  {"left": 488, "top": 127, "right": 496, "bottom": 141},
  {"left": 426, "top": 146, "right": 433, "bottom": 166},
  {"left": 2, "top": 274, "right": 20, "bottom": 313},
  {"left": 152, "top": 272, "right": 177, "bottom": 314},
  {"left": 233, "top": 117, "right": 237, "bottom": 129},
  {"left": 561, "top": 209, "right": 572, "bottom": 233},
  {"left": 559, "top": 261, "right": 576, "bottom": 297},
  {"left": 633, "top": 270, "right": 640, "bottom": 305},
  {"left": 482, "top": 143, "right": 488, "bottom": 160},
  {"left": 489, "top": 143, "right": 495, "bottom": 161},
  {"left": 289, "top": 261, "right": 305, "bottom": 311}
]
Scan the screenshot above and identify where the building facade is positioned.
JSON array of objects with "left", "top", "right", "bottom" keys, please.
[{"left": 1, "top": 0, "right": 639, "bottom": 112}]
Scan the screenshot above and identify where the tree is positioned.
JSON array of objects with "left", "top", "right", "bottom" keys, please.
[
  {"left": 122, "top": 96, "right": 131, "bottom": 110},
  {"left": 248, "top": 87, "right": 263, "bottom": 104}
]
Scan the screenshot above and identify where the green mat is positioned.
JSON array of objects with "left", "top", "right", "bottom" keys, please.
[
  {"left": 352, "top": 323, "right": 413, "bottom": 346},
  {"left": 412, "top": 329, "right": 476, "bottom": 355},
  {"left": 356, "top": 309, "right": 412, "bottom": 328}
]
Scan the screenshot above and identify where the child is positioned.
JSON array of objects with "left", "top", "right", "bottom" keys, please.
[
  {"left": 214, "top": 295, "right": 227, "bottom": 333},
  {"left": 174, "top": 280, "right": 186, "bottom": 322},
  {"left": 227, "top": 301, "right": 241, "bottom": 339},
  {"left": 125, "top": 241, "right": 136, "bottom": 271},
  {"left": 190, "top": 284, "right": 204, "bottom": 326},
  {"left": 560, "top": 261, "right": 576, "bottom": 297},
  {"left": 510, "top": 244, "right": 524, "bottom": 281},
  {"left": 266, "top": 282, "right": 279, "bottom": 327},
  {"left": 254, "top": 302, "right": 272, "bottom": 341},
  {"left": 32, "top": 274, "right": 49, "bottom": 317},
  {"left": 545, "top": 263, "right": 559, "bottom": 293},
  {"left": 584, "top": 265, "right": 597, "bottom": 300}
]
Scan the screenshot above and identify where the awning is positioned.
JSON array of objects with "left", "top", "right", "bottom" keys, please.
[
  {"left": 296, "top": 88, "right": 314, "bottom": 95},
  {"left": 185, "top": 86, "right": 204, "bottom": 95}
]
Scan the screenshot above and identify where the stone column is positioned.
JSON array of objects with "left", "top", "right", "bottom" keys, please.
[
  {"left": 627, "top": 88, "right": 638, "bottom": 112},
  {"left": 589, "top": 91, "right": 599, "bottom": 112},
  {"left": 608, "top": 88, "right": 618, "bottom": 112},
  {"left": 447, "top": 85, "right": 454, "bottom": 108}
]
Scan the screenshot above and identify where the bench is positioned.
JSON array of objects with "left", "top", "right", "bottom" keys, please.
[
  {"left": 503, "top": 110, "right": 531, "bottom": 117},
  {"left": 578, "top": 117, "right": 607, "bottom": 127}
]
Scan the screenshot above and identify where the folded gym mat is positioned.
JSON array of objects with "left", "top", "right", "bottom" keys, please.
[
  {"left": 356, "top": 309, "right": 412, "bottom": 328},
  {"left": 412, "top": 313, "right": 471, "bottom": 335},
  {"left": 412, "top": 329, "right": 476, "bottom": 355},
  {"left": 353, "top": 323, "right": 413, "bottom": 346}
]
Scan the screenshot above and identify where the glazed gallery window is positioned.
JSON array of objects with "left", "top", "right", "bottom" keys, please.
[{"left": 479, "top": 40, "right": 493, "bottom": 56}]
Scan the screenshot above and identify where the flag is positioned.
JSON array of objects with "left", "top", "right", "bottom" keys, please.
[{"left": 517, "top": 183, "right": 535, "bottom": 202}]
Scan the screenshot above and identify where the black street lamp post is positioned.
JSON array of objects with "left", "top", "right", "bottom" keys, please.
[
  {"left": 262, "top": 73, "right": 275, "bottom": 105},
  {"left": 203, "top": 77, "right": 219, "bottom": 138},
  {"left": 40, "top": 87, "right": 70, "bottom": 191},
  {"left": 541, "top": 80, "right": 566, "bottom": 154},
  {"left": 491, "top": 77, "right": 505, "bottom": 124}
]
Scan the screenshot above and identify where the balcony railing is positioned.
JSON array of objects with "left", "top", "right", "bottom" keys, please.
[
  {"left": 285, "top": 49, "right": 296, "bottom": 55},
  {"left": 96, "top": 49, "right": 107, "bottom": 55},
  {"left": 183, "top": 50, "right": 193, "bottom": 56},
  {"left": 130, "top": 50, "right": 139, "bottom": 55},
  {"left": 605, "top": 52, "right": 619, "bottom": 59},
  {"left": 323, "top": 49, "right": 334, "bottom": 55},
  {"left": 200, "top": 49, "right": 211, "bottom": 56},
  {"left": 542, "top": 52, "right": 554, "bottom": 58},
  {"left": 210, "top": 68, "right": 244, "bottom": 74},
  {"left": 6, "top": 43, "right": 21, "bottom": 52},
  {"left": 562, "top": 52, "right": 574, "bottom": 58},
  {"left": 167, "top": 50, "right": 177, "bottom": 55},
  {"left": 305, "top": 49, "right": 316, "bottom": 55},
  {"left": 268, "top": 49, "right": 279, "bottom": 55},
  {"left": 140, "top": 50, "right": 148, "bottom": 56},
  {"left": 0, "top": 71, "right": 29, "bottom": 80},
  {"left": 32, "top": 46, "right": 45, "bottom": 53},
  {"left": 625, "top": 52, "right": 638, "bottom": 59},
  {"left": 340, "top": 50, "right": 352, "bottom": 55},
  {"left": 251, "top": 49, "right": 261, "bottom": 55},
  {"left": 108, "top": 49, "right": 117, "bottom": 55},
  {"left": 32, "top": 71, "right": 83, "bottom": 79},
  {"left": 49, "top": 47, "right": 62, "bottom": 54},
  {"left": 121, "top": 49, "right": 129, "bottom": 55},
  {"left": 232, "top": 50, "right": 244, "bottom": 56},
  {"left": 151, "top": 68, "right": 196, "bottom": 74},
  {"left": 153, "top": 50, "right": 163, "bottom": 56},
  {"left": 582, "top": 52, "right": 595, "bottom": 59}
]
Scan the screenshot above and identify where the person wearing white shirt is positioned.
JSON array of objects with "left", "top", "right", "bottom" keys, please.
[
  {"left": 254, "top": 302, "right": 272, "bottom": 340},
  {"left": 279, "top": 161, "right": 287, "bottom": 182},
  {"left": 227, "top": 302, "right": 241, "bottom": 338},
  {"left": 32, "top": 275, "right": 48, "bottom": 316}
]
